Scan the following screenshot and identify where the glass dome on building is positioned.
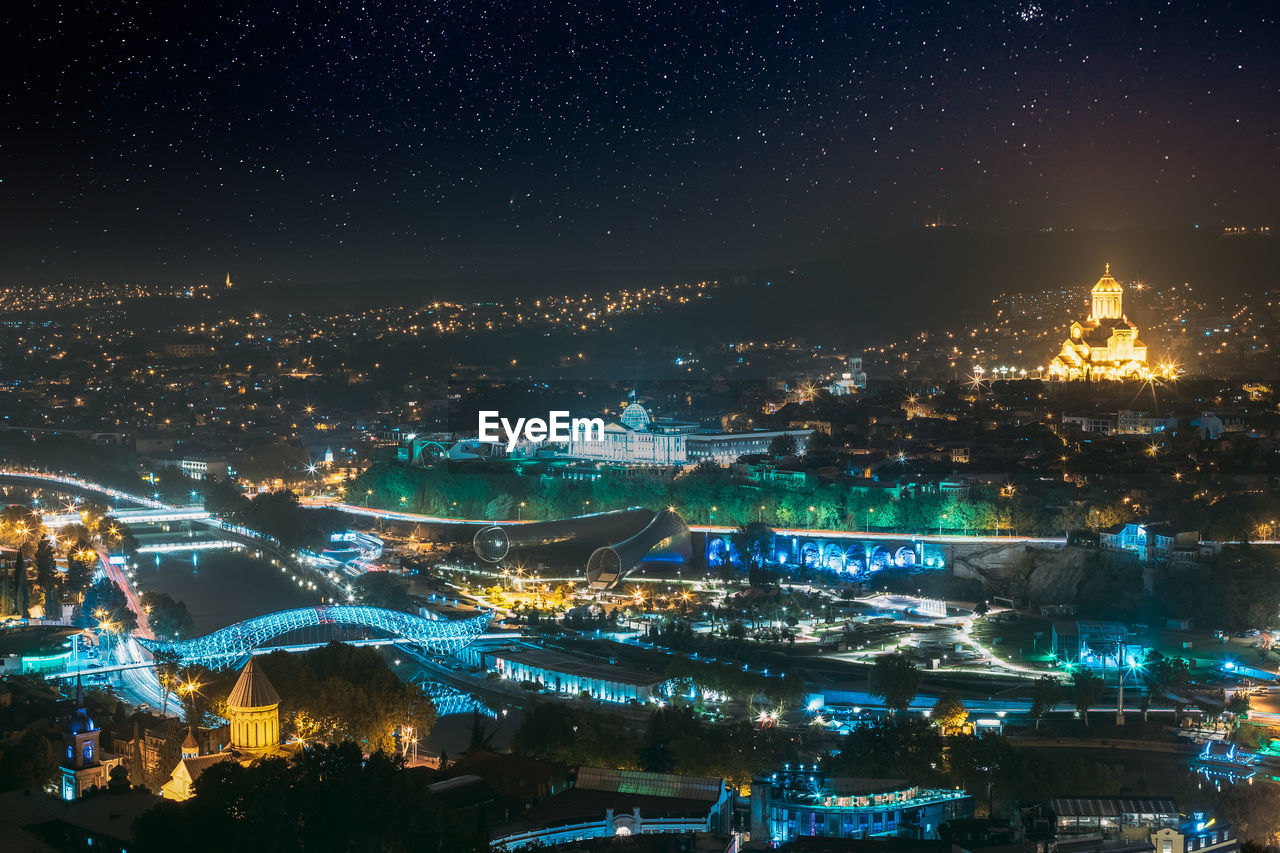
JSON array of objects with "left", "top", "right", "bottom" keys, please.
[{"left": 618, "top": 403, "right": 652, "bottom": 431}]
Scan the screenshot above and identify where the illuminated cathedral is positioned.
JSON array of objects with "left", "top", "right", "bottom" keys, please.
[
  {"left": 160, "top": 657, "right": 295, "bottom": 801},
  {"left": 1048, "top": 264, "right": 1162, "bottom": 381}
]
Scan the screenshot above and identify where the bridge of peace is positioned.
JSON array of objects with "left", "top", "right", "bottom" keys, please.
[{"left": 135, "top": 604, "right": 493, "bottom": 667}]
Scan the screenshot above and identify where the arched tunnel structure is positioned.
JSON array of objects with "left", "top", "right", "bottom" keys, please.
[
  {"left": 585, "top": 508, "right": 688, "bottom": 590},
  {"left": 467, "top": 507, "right": 657, "bottom": 566}
]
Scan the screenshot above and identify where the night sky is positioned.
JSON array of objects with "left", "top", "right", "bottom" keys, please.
[{"left": 2, "top": 1, "right": 1277, "bottom": 285}]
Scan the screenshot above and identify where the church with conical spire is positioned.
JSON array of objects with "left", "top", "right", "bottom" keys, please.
[
  {"left": 59, "top": 678, "right": 122, "bottom": 799},
  {"left": 1047, "top": 264, "right": 1165, "bottom": 381},
  {"left": 161, "top": 657, "right": 295, "bottom": 801}
]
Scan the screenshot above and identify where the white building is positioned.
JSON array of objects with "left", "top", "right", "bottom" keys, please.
[
  {"left": 830, "top": 356, "right": 867, "bottom": 395},
  {"left": 686, "top": 429, "right": 810, "bottom": 463},
  {"left": 565, "top": 403, "right": 810, "bottom": 467},
  {"left": 566, "top": 404, "right": 688, "bottom": 465},
  {"left": 177, "top": 456, "right": 231, "bottom": 481},
  {"left": 486, "top": 644, "right": 667, "bottom": 704}
]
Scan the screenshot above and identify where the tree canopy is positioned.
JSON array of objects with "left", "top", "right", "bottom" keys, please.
[
  {"left": 255, "top": 643, "right": 436, "bottom": 754},
  {"left": 132, "top": 742, "right": 486, "bottom": 853},
  {"left": 140, "top": 590, "right": 196, "bottom": 640},
  {"left": 867, "top": 652, "right": 922, "bottom": 714},
  {"left": 351, "top": 572, "right": 413, "bottom": 612},
  {"left": 931, "top": 693, "right": 969, "bottom": 734}
]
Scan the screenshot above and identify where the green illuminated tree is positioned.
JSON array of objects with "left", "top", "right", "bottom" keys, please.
[
  {"left": 731, "top": 521, "right": 775, "bottom": 571},
  {"left": 768, "top": 433, "right": 798, "bottom": 457},
  {"left": 64, "top": 538, "right": 96, "bottom": 602},
  {"left": 81, "top": 577, "right": 138, "bottom": 634}
]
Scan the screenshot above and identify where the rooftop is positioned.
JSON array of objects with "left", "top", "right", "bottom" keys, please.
[
  {"left": 225, "top": 657, "right": 281, "bottom": 709},
  {"left": 494, "top": 645, "right": 666, "bottom": 687},
  {"left": 1050, "top": 797, "right": 1179, "bottom": 819}
]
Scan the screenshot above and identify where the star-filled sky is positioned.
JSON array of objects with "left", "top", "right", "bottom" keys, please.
[{"left": 2, "top": 1, "right": 1277, "bottom": 285}]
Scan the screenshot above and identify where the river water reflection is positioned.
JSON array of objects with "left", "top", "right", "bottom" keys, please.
[{"left": 132, "top": 549, "right": 325, "bottom": 635}]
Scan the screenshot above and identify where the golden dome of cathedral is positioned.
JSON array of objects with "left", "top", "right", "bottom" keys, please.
[{"left": 1091, "top": 262, "right": 1123, "bottom": 294}]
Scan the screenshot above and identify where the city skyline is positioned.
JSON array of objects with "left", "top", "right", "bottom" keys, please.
[{"left": 3, "top": 4, "right": 1280, "bottom": 851}]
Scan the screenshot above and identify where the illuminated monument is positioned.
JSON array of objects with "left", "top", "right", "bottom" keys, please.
[
  {"left": 1048, "top": 264, "right": 1163, "bottom": 381},
  {"left": 161, "top": 657, "right": 294, "bottom": 801}
]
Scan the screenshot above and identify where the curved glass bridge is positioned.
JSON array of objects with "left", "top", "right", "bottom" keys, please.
[{"left": 136, "top": 604, "right": 493, "bottom": 667}]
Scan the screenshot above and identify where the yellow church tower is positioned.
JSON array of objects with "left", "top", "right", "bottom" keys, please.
[
  {"left": 161, "top": 658, "right": 290, "bottom": 801},
  {"left": 226, "top": 657, "right": 281, "bottom": 754},
  {"left": 1089, "top": 262, "right": 1124, "bottom": 321}
]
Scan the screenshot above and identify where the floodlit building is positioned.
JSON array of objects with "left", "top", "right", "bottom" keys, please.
[
  {"left": 483, "top": 644, "right": 667, "bottom": 704},
  {"left": 830, "top": 356, "right": 868, "bottom": 395},
  {"left": 478, "top": 766, "right": 730, "bottom": 850},
  {"left": 178, "top": 455, "right": 231, "bottom": 481},
  {"left": 1048, "top": 265, "right": 1171, "bottom": 381},
  {"left": 59, "top": 682, "right": 123, "bottom": 800},
  {"left": 1099, "top": 521, "right": 1204, "bottom": 564},
  {"left": 161, "top": 657, "right": 296, "bottom": 800},
  {"left": 750, "top": 767, "right": 973, "bottom": 844},
  {"left": 1050, "top": 621, "right": 1136, "bottom": 669},
  {"left": 564, "top": 402, "right": 810, "bottom": 466},
  {"left": 1040, "top": 797, "right": 1240, "bottom": 853},
  {"left": 566, "top": 404, "right": 688, "bottom": 465},
  {"left": 686, "top": 428, "right": 810, "bottom": 463}
]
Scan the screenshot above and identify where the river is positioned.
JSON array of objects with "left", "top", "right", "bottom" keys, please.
[{"left": 132, "top": 549, "right": 325, "bottom": 635}]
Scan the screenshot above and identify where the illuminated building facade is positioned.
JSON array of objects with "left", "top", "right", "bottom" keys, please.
[
  {"left": 1046, "top": 797, "right": 1239, "bottom": 853},
  {"left": 750, "top": 767, "right": 973, "bottom": 843},
  {"left": 476, "top": 643, "right": 666, "bottom": 704},
  {"left": 490, "top": 766, "right": 731, "bottom": 850},
  {"left": 564, "top": 402, "right": 811, "bottom": 466},
  {"left": 829, "top": 356, "right": 867, "bottom": 395},
  {"left": 59, "top": 683, "right": 121, "bottom": 800},
  {"left": 1048, "top": 265, "right": 1161, "bottom": 381},
  {"left": 161, "top": 658, "right": 295, "bottom": 801},
  {"left": 1049, "top": 621, "right": 1136, "bottom": 670},
  {"left": 566, "top": 404, "right": 688, "bottom": 465}
]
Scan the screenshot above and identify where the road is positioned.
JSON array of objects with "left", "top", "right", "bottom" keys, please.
[
  {"left": 12, "top": 469, "right": 1280, "bottom": 552},
  {"left": 302, "top": 496, "right": 1068, "bottom": 545}
]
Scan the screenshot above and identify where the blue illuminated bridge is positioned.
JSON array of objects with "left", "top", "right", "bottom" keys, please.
[{"left": 136, "top": 605, "right": 493, "bottom": 667}]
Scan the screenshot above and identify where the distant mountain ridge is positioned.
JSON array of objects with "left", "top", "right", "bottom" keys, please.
[
  {"left": 765, "top": 227, "right": 1280, "bottom": 344},
  {"left": 37, "top": 228, "right": 1277, "bottom": 347}
]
